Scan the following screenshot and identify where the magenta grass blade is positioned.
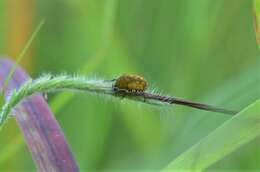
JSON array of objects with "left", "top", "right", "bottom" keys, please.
[{"left": 0, "top": 58, "right": 79, "bottom": 172}]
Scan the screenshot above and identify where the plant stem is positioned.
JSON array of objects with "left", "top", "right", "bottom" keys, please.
[{"left": 0, "top": 74, "right": 238, "bottom": 127}]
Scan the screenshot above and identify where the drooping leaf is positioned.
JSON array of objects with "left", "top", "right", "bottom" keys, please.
[{"left": 0, "top": 58, "right": 79, "bottom": 171}]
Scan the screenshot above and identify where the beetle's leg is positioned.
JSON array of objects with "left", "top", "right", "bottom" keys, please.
[
  {"left": 113, "top": 87, "right": 129, "bottom": 100},
  {"left": 140, "top": 91, "right": 146, "bottom": 102},
  {"left": 113, "top": 87, "right": 126, "bottom": 93}
]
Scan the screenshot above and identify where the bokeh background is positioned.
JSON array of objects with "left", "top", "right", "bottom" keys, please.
[{"left": 0, "top": 0, "right": 259, "bottom": 171}]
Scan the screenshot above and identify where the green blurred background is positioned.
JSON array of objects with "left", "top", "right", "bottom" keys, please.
[{"left": 0, "top": 0, "right": 259, "bottom": 171}]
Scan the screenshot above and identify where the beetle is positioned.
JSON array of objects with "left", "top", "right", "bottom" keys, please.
[{"left": 113, "top": 74, "right": 148, "bottom": 93}]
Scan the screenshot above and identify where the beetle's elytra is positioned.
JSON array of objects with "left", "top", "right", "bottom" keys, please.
[{"left": 113, "top": 74, "right": 148, "bottom": 92}]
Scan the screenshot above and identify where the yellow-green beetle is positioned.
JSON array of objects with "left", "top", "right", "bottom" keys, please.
[{"left": 113, "top": 74, "right": 148, "bottom": 92}]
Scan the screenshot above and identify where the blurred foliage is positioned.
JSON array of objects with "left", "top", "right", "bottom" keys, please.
[
  {"left": 163, "top": 100, "right": 260, "bottom": 171},
  {"left": 0, "top": 0, "right": 259, "bottom": 171}
]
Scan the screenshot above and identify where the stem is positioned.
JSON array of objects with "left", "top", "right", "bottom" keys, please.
[
  {"left": 0, "top": 74, "right": 238, "bottom": 127},
  {"left": 142, "top": 92, "right": 238, "bottom": 114},
  {"left": 0, "top": 75, "right": 114, "bottom": 126}
]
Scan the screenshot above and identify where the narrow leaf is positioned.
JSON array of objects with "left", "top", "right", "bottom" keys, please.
[
  {"left": 2, "top": 20, "right": 44, "bottom": 94},
  {"left": 162, "top": 100, "right": 260, "bottom": 171}
]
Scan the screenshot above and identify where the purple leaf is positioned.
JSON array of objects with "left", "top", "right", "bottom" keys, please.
[{"left": 0, "top": 58, "right": 79, "bottom": 172}]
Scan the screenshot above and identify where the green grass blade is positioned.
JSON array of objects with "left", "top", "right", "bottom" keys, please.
[
  {"left": 162, "top": 100, "right": 260, "bottom": 171},
  {"left": 0, "top": 20, "right": 45, "bottom": 128},
  {"left": 2, "top": 20, "right": 45, "bottom": 92}
]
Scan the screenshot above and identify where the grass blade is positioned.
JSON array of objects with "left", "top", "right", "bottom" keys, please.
[
  {"left": 2, "top": 20, "right": 44, "bottom": 92},
  {"left": 0, "top": 20, "right": 44, "bottom": 131},
  {"left": 162, "top": 100, "right": 260, "bottom": 171}
]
